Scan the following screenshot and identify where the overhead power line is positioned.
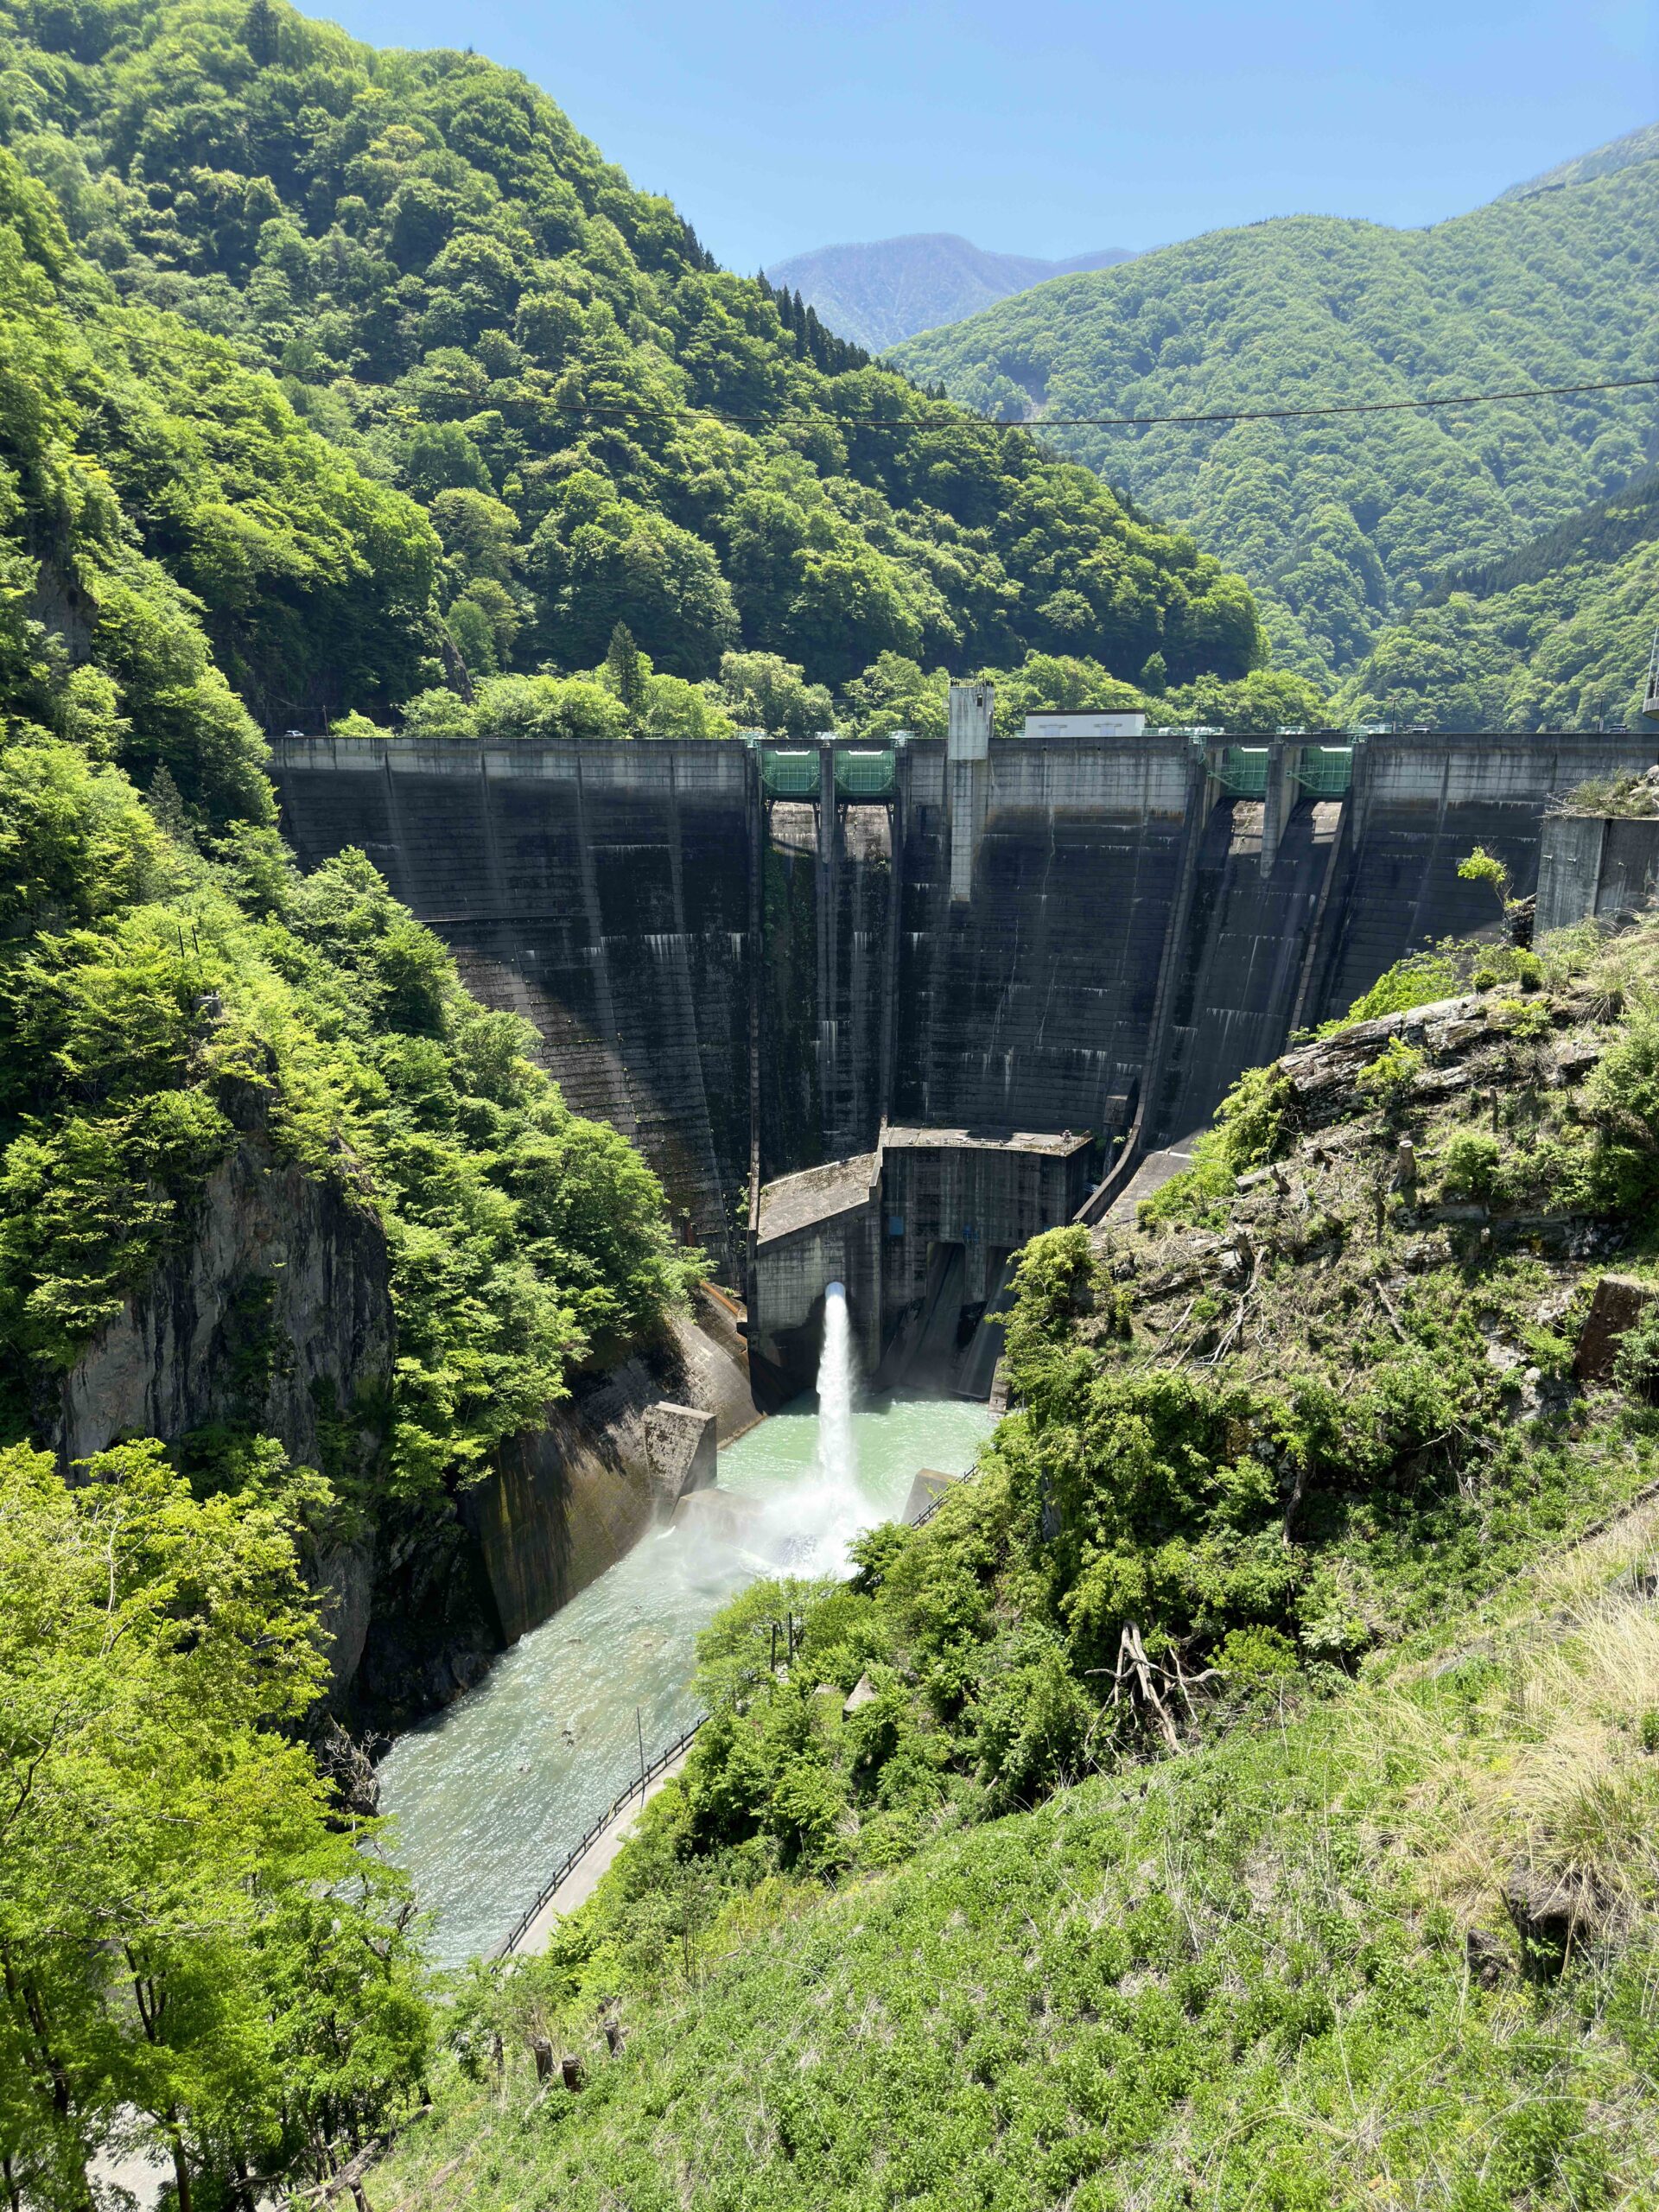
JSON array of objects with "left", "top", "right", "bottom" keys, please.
[{"left": 541, "top": 371, "right": 1659, "bottom": 436}]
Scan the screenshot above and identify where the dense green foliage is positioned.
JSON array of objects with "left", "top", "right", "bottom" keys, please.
[
  {"left": 0, "top": 122, "right": 698, "bottom": 1493},
  {"left": 1335, "top": 485, "right": 1659, "bottom": 731},
  {"left": 0, "top": 1438, "right": 430, "bottom": 2206},
  {"left": 0, "top": 143, "right": 435, "bottom": 814},
  {"left": 896, "top": 156, "right": 1659, "bottom": 696},
  {"left": 0, "top": 0, "right": 1268, "bottom": 728}
]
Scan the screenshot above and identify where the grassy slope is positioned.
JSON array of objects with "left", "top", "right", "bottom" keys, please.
[
  {"left": 379, "top": 1530, "right": 1659, "bottom": 2209},
  {"left": 378, "top": 921, "right": 1659, "bottom": 2209},
  {"left": 893, "top": 159, "right": 1659, "bottom": 694}
]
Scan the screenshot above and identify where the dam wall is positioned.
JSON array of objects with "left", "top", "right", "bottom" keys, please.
[
  {"left": 276, "top": 736, "right": 754, "bottom": 1271},
  {"left": 893, "top": 733, "right": 1195, "bottom": 1148},
  {"left": 273, "top": 715, "right": 1659, "bottom": 1388}
]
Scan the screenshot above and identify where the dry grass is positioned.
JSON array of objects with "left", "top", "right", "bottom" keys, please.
[{"left": 1367, "top": 1595, "right": 1659, "bottom": 1939}]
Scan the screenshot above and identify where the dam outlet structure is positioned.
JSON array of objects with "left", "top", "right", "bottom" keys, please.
[{"left": 273, "top": 691, "right": 1659, "bottom": 1401}]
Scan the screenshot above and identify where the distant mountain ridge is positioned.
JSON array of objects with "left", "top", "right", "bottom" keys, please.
[
  {"left": 762, "top": 232, "right": 1136, "bottom": 353},
  {"left": 1497, "top": 119, "right": 1659, "bottom": 201}
]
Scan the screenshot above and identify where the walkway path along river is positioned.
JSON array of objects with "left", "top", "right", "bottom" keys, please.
[{"left": 378, "top": 1391, "right": 995, "bottom": 1965}]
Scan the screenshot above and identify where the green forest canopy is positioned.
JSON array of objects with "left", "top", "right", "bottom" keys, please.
[
  {"left": 895, "top": 156, "right": 1659, "bottom": 702},
  {"left": 1334, "top": 467, "right": 1659, "bottom": 731},
  {"left": 0, "top": 0, "right": 1277, "bottom": 741}
]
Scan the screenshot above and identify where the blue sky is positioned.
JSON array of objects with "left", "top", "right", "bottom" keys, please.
[{"left": 315, "top": 0, "right": 1658, "bottom": 270}]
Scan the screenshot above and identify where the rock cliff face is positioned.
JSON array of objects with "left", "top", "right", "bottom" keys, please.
[
  {"left": 56, "top": 1112, "right": 395, "bottom": 1697},
  {"left": 54, "top": 1114, "right": 757, "bottom": 1723},
  {"left": 57, "top": 1130, "right": 391, "bottom": 1475}
]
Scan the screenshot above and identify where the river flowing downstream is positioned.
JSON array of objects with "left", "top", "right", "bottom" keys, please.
[{"left": 378, "top": 1376, "right": 995, "bottom": 1966}]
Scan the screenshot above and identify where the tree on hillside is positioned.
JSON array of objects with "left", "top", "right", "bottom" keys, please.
[
  {"left": 0, "top": 1440, "right": 431, "bottom": 2209},
  {"left": 604, "top": 622, "right": 648, "bottom": 724}
]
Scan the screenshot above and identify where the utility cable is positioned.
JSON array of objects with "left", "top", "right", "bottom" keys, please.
[{"left": 537, "top": 370, "right": 1659, "bottom": 435}]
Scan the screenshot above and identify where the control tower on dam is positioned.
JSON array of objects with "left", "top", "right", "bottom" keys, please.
[{"left": 271, "top": 691, "right": 1658, "bottom": 1396}]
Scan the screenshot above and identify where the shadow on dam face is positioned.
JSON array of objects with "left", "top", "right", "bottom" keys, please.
[{"left": 270, "top": 722, "right": 1659, "bottom": 1388}]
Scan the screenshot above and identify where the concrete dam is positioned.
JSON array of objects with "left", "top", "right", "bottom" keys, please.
[{"left": 273, "top": 689, "right": 1658, "bottom": 1397}]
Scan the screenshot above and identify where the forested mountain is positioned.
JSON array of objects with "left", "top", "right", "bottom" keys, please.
[
  {"left": 895, "top": 149, "right": 1659, "bottom": 703},
  {"left": 1336, "top": 466, "right": 1659, "bottom": 729},
  {"left": 0, "top": 0, "right": 1265, "bottom": 741},
  {"left": 763, "top": 232, "right": 1136, "bottom": 353}
]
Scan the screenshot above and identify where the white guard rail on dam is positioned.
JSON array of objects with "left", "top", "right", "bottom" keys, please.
[{"left": 495, "top": 1714, "right": 708, "bottom": 1957}]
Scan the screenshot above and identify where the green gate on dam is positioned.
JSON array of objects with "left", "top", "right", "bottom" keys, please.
[
  {"left": 755, "top": 742, "right": 897, "bottom": 803},
  {"left": 1217, "top": 744, "right": 1270, "bottom": 797},
  {"left": 1295, "top": 746, "right": 1354, "bottom": 796},
  {"left": 758, "top": 747, "right": 819, "bottom": 798},
  {"left": 834, "top": 747, "right": 896, "bottom": 801}
]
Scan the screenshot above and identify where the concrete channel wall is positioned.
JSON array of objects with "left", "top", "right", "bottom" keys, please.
[
  {"left": 272, "top": 717, "right": 1659, "bottom": 1389},
  {"left": 1537, "top": 811, "right": 1659, "bottom": 932}
]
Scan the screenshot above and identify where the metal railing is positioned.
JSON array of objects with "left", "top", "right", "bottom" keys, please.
[{"left": 494, "top": 1714, "right": 708, "bottom": 1958}]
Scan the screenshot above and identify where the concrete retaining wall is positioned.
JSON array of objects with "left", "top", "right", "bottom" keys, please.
[
  {"left": 463, "top": 1303, "right": 751, "bottom": 1644},
  {"left": 892, "top": 736, "right": 1193, "bottom": 1145},
  {"left": 1537, "top": 812, "right": 1659, "bottom": 932}
]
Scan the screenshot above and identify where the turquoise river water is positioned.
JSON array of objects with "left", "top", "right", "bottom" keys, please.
[{"left": 378, "top": 1391, "right": 995, "bottom": 1965}]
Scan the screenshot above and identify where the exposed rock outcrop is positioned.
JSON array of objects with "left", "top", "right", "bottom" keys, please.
[
  {"left": 55, "top": 1115, "right": 393, "bottom": 1698},
  {"left": 56, "top": 1129, "right": 391, "bottom": 1479},
  {"left": 1574, "top": 1274, "right": 1659, "bottom": 1383}
]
